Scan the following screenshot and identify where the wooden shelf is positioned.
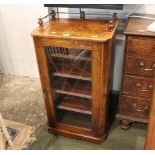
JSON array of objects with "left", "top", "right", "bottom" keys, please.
[
  {"left": 49, "top": 53, "right": 91, "bottom": 61},
  {"left": 53, "top": 65, "right": 91, "bottom": 81},
  {"left": 53, "top": 72, "right": 91, "bottom": 81},
  {"left": 55, "top": 80, "right": 92, "bottom": 99},
  {"left": 55, "top": 90, "right": 91, "bottom": 99},
  {"left": 57, "top": 96, "right": 92, "bottom": 115},
  {"left": 56, "top": 109, "right": 92, "bottom": 129}
]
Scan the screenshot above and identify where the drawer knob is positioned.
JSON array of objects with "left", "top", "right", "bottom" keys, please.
[
  {"left": 149, "top": 84, "right": 153, "bottom": 89},
  {"left": 139, "top": 61, "right": 144, "bottom": 67},
  {"left": 139, "top": 61, "right": 155, "bottom": 71},
  {"left": 136, "top": 82, "right": 142, "bottom": 87},
  {"left": 133, "top": 103, "right": 149, "bottom": 112},
  {"left": 135, "top": 83, "right": 153, "bottom": 92}
]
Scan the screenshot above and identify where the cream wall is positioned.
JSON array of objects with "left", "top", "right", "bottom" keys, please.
[
  {"left": 0, "top": 4, "right": 155, "bottom": 90},
  {"left": 0, "top": 4, "right": 47, "bottom": 77}
]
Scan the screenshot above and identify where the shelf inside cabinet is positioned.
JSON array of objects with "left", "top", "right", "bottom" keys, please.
[
  {"left": 54, "top": 78, "right": 92, "bottom": 99},
  {"left": 53, "top": 65, "right": 91, "bottom": 81},
  {"left": 55, "top": 90, "right": 91, "bottom": 99},
  {"left": 56, "top": 96, "right": 92, "bottom": 115},
  {"left": 49, "top": 52, "right": 91, "bottom": 61},
  {"left": 45, "top": 46, "right": 92, "bottom": 81},
  {"left": 56, "top": 109, "right": 92, "bottom": 129}
]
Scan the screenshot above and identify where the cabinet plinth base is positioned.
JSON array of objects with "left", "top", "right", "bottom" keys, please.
[
  {"left": 116, "top": 113, "right": 148, "bottom": 129},
  {"left": 48, "top": 124, "right": 106, "bottom": 144}
]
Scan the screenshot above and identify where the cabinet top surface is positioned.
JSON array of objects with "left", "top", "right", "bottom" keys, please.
[
  {"left": 125, "top": 17, "right": 155, "bottom": 37},
  {"left": 32, "top": 18, "right": 118, "bottom": 42}
]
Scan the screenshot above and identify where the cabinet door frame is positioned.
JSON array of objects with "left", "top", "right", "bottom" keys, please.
[
  {"left": 33, "top": 37, "right": 56, "bottom": 127},
  {"left": 33, "top": 37, "right": 109, "bottom": 137}
]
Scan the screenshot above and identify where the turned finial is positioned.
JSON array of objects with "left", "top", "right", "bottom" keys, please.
[
  {"left": 112, "top": 13, "right": 118, "bottom": 21},
  {"left": 51, "top": 10, "right": 56, "bottom": 20},
  {"left": 38, "top": 17, "right": 44, "bottom": 31},
  {"left": 108, "top": 20, "right": 114, "bottom": 32},
  {"left": 107, "top": 13, "right": 118, "bottom": 32},
  {"left": 80, "top": 11, "right": 85, "bottom": 20}
]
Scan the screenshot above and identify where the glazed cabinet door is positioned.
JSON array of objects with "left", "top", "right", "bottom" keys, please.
[
  {"left": 33, "top": 38, "right": 103, "bottom": 133},
  {"left": 44, "top": 40, "right": 93, "bottom": 130},
  {"left": 33, "top": 37, "right": 57, "bottom": 127},
  {"left": 33, "top": 36, "right": 110, "bottom": 141},
  {"left": 33, "top": 37, "right": 109, "bottom": 139}
]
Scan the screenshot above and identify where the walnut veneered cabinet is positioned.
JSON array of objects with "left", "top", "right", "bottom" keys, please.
[{"left": 32, "top": 18, "right": 118, "bottom": 143}]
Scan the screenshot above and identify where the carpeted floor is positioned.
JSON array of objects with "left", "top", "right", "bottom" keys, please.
[{"left": 0, "top": 74, "right": 147, "bottom": 150}]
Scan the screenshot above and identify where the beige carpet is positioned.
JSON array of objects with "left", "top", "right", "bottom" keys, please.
[{"left": 0, "top": 119, "right": 36, "bottom": 150}]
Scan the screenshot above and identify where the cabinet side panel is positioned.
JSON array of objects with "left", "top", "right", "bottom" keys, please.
[
  {"left": 33, "top": 37, "right": 56, "bottom": 127},
  {"left": 100, "top": 41, "right": 113, "bottom": 136},
  {"left": 92, "top": 43, "right": 103, "bottom": 136},
  {"left": 92, "top": 41, "right": 113, "bottom": 137},
  {"left": 145, "top": 76, "right": 155, "bottom": 150}
]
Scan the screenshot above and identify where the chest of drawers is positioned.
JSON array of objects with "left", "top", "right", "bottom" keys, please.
[{"left": 116, "top": 17, "right": 155, "bottom": 129}]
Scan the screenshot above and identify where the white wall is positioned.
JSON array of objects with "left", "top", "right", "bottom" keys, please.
[
  {"left": 0, "top": 4, "right": 155, "bottom": 91},
  {"left": 136, "top": 4, "right": 155, "bottom": 14},
  {"left": 0, "top": 4, "right": 47, "bottom": 77},
  {"left": 112, "top": 38, "right": 125, "bottom": 91}
]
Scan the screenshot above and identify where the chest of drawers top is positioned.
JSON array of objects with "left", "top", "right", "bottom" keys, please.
[
  {"left": 124, "top": 17, "right": 155, "bottom": 77},
  {"left": 124, "top": 17, "right": 155, "bottom": 37}
]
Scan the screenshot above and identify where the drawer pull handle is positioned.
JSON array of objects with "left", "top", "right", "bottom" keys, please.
[
  {"left": 133, "top": 103, "right": 149, "bottom": 112},
  {"left": 140, "top": 89, "right": 151, "bottom": 92},
  {"left": 135, "top": 83, "right": 153, "bottom": 91},
  {"left": 135, "top": 82, "right": 142, "bottom": 87},
  {"left": 139, "top": 62, "right": 155, "bottom": 71}
]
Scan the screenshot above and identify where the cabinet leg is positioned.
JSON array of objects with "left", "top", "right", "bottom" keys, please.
[{"left": 120, "top": 120, "right": 131, "bottom": 130}]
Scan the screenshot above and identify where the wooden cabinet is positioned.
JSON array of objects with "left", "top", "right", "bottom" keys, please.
[
  {"left": 116, "top": 17, "right": 155, "bottom": 129},
  {"left": 145, "top": 75, "right": 155, "bottom": 150},
  {"left": 32, "top": 17, "right": 118, "bottom": 143}
]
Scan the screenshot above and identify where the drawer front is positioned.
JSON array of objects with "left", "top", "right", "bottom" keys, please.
[
  {"left": 119, "top": 95, "right": 150, "bottom": 119},
  {"left": 127, "top": 37, "right": 155, "bottom": 56},
  {"left": 122, "top": 75, "right": 153, "bottom": 99},
  {"left": 125, "top": 56, "right": 155, "bottom": 77}
]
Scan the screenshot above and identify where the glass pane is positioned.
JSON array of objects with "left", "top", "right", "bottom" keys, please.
[{"left": 44, "top": 46, "right": 92, "bottom": 129}]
